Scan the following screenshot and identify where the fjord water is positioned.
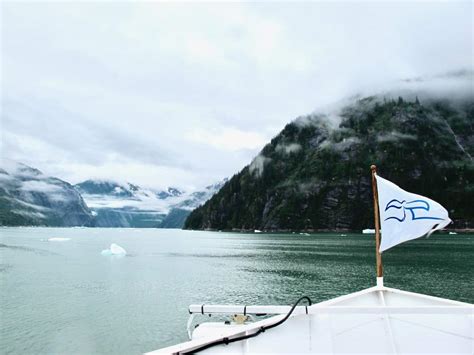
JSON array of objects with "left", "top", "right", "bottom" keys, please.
[{"left": 1, "top": 228, "right": 472, "bottom": 354}]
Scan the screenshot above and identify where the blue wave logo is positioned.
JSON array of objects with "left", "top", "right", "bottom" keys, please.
[{"left": 384, "top": 199, "right": 444, "bottom": 222}]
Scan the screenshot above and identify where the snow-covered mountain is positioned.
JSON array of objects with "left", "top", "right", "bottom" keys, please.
[
  {"left": 0, "top": 161, "right": 94, "bottom": 226},
  {"left": 160, "top": 179, "right": 228, "bottom": 228},
  {"left": 0, "top": 161, "right": 226, "bottom": 228},
  {"left": 74, "top": 179, "right": 226, "bottom": 228}
]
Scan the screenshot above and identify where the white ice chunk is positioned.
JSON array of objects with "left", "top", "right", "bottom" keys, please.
[
  {"left": 101, "top": 243, "right": 127, "bottom": 256},
  {"left": 48, "top": 237, "right": 71, "bottom": 242},
  {"left": 110, "top": 243, "right": 126, "bottom": 255}
]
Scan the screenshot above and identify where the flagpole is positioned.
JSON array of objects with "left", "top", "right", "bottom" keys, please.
[{"left": 370, "top": 165, "right": 384, "bottom": 286}]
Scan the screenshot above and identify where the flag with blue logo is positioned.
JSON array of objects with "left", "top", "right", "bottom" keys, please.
[{"left": 375, "top": 175, "right": 452, "bottom": 252}]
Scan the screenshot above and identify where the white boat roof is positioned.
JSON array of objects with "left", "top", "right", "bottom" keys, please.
[{"left": 148, "top": 283, "right": 473, "bottom": 354}]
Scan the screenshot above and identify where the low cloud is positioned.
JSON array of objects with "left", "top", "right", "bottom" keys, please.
[
  {"left": 377, "top": 132, "right": 417, "bottom": 143},
  {"left": 275, "top": 142, "right": 302, "bottom": 154},
  {"left": 249, "top": 154, "right": 271, "bottom": 178},
  {"left": 11, "top": 210, "right": 46, "bottom": 219},
  {"left": 186, "top": 127, "right": 267, "bottom": 152},
  {"left": 293, "top": 111, "right": 342, "bottom": 131},
  {"left": 19, "top": 181, "right": 71, "bottom": 203},
  {"left": 320, "top": 137, "right": 361, "bottom": 152},
  {"left": 1, "top": 2, "right": 471, "bottom": 189},
  {"left": 20, "top": 180, "right": 63, "bottom": 194}
]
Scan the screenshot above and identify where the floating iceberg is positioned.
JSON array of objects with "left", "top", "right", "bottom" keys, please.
[
  {"left": 362, "top": 229, "right": 375, "bottom": 234},
  {"left": 101, "top": 243, "right": 127, "bottom": 256},
  {"left": 48, "top": 237, "right": 71, "bottom": 242}
]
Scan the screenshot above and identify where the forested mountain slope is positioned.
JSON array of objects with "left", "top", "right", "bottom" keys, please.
[{"left": 185, "top": 95, "right": 473, "bottom": 231}]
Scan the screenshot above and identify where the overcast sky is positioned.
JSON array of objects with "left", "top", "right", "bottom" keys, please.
[{"left": 1, "top": 1, "right": 472, "bottom": 190}]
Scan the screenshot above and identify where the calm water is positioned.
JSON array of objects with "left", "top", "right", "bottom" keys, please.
[{"left": 1, "top": 228, "right": 473, "bottom": 354}]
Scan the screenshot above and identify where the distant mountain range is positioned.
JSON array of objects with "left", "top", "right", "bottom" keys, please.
[
  {"left": 0, "top": 161, "right": 226, "bottom": 228},
  {"left": 185, "top": 92, "right": 473, "bottom": 231},
  {"left": 0, "top": 162, "right": 94, "bottom": 226},
  {"left": 74, "top": 179, "right": 226, "bottom": 228},
  {"left": 4, "top": 82, "right": 472, "bottom": 231}
]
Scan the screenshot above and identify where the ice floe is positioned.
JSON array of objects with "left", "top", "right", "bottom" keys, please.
[
  {"left": 101, "top": 243, "right": 127, "bottom": 256},
  {"left": 48, "top": 237, "right": 71, "bottom": 242}
]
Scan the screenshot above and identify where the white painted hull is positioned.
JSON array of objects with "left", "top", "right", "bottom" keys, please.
[{"left": 147, "top": 284, "right": 473, "bottom": 354}]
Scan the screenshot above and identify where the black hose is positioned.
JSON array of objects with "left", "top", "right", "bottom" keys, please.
[{"left": 179, "top": 296, "right": 312, "bottom": 354}]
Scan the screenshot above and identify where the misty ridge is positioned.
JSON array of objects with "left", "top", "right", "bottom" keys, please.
[
  {"left": 0, "top": 160, "right": 227, "bottom": 228},
  {"left": 245, "top": 70, "right": 473, "bottom": 177},
  {"left": 185, "top": 71, "right": 473, "bottom": 232},
  {"left": 1, "top": 70, "right": 473, "bottom": 230}
]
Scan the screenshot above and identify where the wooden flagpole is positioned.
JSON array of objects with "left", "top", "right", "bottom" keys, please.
[{"left": 370, "top": 165, "right": 383, "bottom": 279}]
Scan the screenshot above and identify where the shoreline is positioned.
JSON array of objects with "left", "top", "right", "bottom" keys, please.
[
  {"left": 1, "top": 225, "right": 473, "bottom": 234},
  {"left": 194, "top": 228, "right": 474, "bottom": 234}
]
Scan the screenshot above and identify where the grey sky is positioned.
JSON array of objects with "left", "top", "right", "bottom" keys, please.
[{"left": 1, "top": 1, "right": 472, "bottom": 190}]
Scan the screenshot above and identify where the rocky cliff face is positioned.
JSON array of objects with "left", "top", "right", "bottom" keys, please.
[
  {"left": 184, "top": 94, "right": 473, "bottom": 231},
  {"left": 0, "top": 162, "right": 94, "bottom": 226}
]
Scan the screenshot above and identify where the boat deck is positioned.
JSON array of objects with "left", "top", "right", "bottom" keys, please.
[{"left": 147, "top": 284, "right": 473, "bottom": 354}]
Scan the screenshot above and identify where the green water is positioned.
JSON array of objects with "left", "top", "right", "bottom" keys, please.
[{"left": 0, "top": 228, "right": 472, "bottom": 354}]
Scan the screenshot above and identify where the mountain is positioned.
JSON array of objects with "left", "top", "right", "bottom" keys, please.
[
  {"left": 159, "top": 179, "right": 228, "bottom": 228},
  {"left": 74, "top": 179, "right": 226, "bottom": 228},
  {"left": 0, "top": 161, "right": 225, "bottom": 228},
  {"left": 156, "top": 187, "right": 183, "bottom": 199},
  {"left": 74, "top": 180, "right": 180, "bottom": 227},
  {"left": 73, "top": 180, "right": 137, "bottom": 197},
  {"left": 76, "top": 180, "right": 184, "bottom": 200},
  {"left": 184, "top": 93, "right": 473, "bottom": 231},
  {"left": 0, "top": 162, "right": 94, "bottom": 226}
]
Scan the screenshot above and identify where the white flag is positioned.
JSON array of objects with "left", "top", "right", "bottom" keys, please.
[{"left": 375, "top": 174, "right": 452, "bottom": 252}]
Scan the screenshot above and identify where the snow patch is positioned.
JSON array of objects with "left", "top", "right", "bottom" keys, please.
[
  {"left": 48, "top": 237, "right": 71, "bottom": 242},
  {"left": 113, "top": 186, "right": 124, "bottom": 194}
]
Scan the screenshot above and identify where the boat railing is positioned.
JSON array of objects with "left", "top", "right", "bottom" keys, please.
[
  {"left": 186, "top": 303, "right": 473, "bottom": 339},
  {"left": 189, "top": 304, "right": 308, "bottom": 316}
]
